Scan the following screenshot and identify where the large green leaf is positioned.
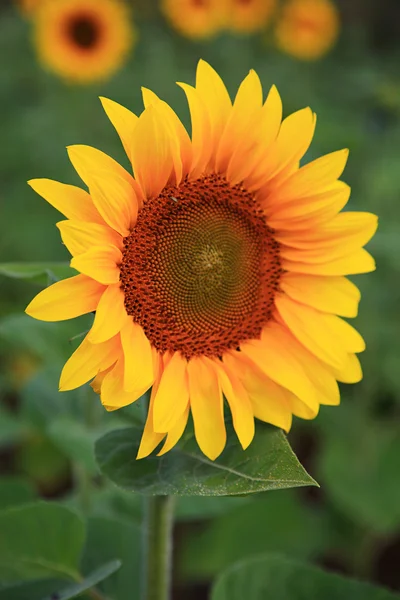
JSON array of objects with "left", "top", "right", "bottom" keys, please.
[
  {"left": 95, "top": 424, "right": 317, "bottom": 496},
  {"left": 179, "top": 490, "right": 328, "bottom": 582},
  {"left": 0, "top": 407, "right": 29, "bottom": 446},
  {"left": 0, "top": 562, "right": 121, "bottom": 600},
  {"left": 0, "top": 503, "right": 84, "bottom": 582},
  {"left": 317, "top": 407, "right": 400, "bottom": 534},
  {"left": 0, "top": 478, "right": 36, "bottom": 510},
  {"left": 47, "top": 417, "right": 99, "bottom": 474},
  {"left": 42, "top": 560, "right": 122, "bottom": 600},
  {"left": 82, "top": 517, "right": 142, "bottom": 600},
  {"left": 211, "top": 555, "right": 400, "bottom": 600},
  {"left": 0, "top": 263, "right": 74, "bottom": 285}
]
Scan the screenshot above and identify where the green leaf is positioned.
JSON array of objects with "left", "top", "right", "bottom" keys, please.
[
  {"left": 95, "top": 424, "right": 317, "bottom": 496},
  {"left": 47, "top": 417, "right": 99, "bottom": 474},
  {"left": 180, "top": 490, "right": 328, "bottom": 582},
  {"left": 0, "top": 478, "right": 37, "bottom": 510},
  {"left": 0, "top": 407, "right": 28, "bottom": 446},
  {"left": 0, "top": 503, "right": 84, "bottom": 582},
  {"left": 0, "top": 263, "right": 74, "bottom": 285},
  {"left": 0, "top": 579, "right": 65, "bottom": 600},
  {"left": 82, "top": 517, "right": 142, "bottom": 600},
  {"left": 211, "top": 555, "right": 400, "bottom": 600},
  {"left": 317, "top": 407, "right": 400, "bottom": 534},
  {"left": 0, "top": 562, "right": 121, "bottom": 600},
  {"left": 41, "top": 560, "right": 122, "bottom": 600}
]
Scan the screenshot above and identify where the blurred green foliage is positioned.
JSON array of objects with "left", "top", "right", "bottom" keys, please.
[{"left": 1, "top": 0, "right": 399, "bottom": 598}]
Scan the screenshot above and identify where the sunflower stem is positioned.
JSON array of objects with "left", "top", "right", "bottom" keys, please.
[{"left": 142, "top": 495, "right": 175, "bottom": 600}]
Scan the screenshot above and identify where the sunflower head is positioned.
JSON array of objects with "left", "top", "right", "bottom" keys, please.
[
  {"left": 228, "top": 0, "right": 277, "bottom": 34},
  {"left": 161, "top": 0, "right": 227, "bottom": 39},
  {"left": 33, "top": 0, "right": 135, "bottom": 83},
  {"left": 275, "top": 0, "right": 340, "bottom": 60},
  {"left": 26, "top": 60, "right": 377, "bottom": 461}
]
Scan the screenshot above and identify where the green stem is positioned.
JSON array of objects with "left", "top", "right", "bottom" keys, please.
[{"left": 142, "top": 495, "right": 175, "bottom": 600}]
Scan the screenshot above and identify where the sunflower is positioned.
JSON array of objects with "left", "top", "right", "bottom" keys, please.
[
  {"left": 26, "top": 61, "right": 377, "bottom": 460},
  {"left": 275, "top": 0, "right": 339, "bottom": 60},
  {"left": 161, "top": 0, "right": 227, "bottom": 39},
  {"left": 228, "top": 0, "right": 276, "bottom": 34},
  {"left": 17, "top": 0, "right": 42, "bottom": 15},
  {"left": 33, "top": 0, "right": 135, "bottom": 84}
]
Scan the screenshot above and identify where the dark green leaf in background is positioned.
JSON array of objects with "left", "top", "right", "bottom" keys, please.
[
  {"left": 0, "top": 263, "right": 74, "bottom": 285},
  {"left": 179, "top": 490, "right": 328, "bottom": 582},
  {"left": 0, "top": 503, "right": 84, "bottom": 582},
  {"left": 95, "top": 424, "right": 317, "bottom": 496},
  {"left": 211, "top": 555, "right": 400, "bottom": 600},
  {"left": 82, "top": 517, "right": 142, "bottom": 600},
  {"left": 41, "top": 560, "right": 122, "bottom": 600},
  {"left": 0, "top": 477, "right": 36, "bottom": 510}
]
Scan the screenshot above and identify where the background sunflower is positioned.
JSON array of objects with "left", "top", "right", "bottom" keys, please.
[
  {"left": 1, "top": 0, "right": 400, "bottom": 599},
  {"left": 33, "top": 0, "right": 135, "bottom": 83}
]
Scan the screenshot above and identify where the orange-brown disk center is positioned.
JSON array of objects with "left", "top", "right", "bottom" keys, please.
[
  {"left": 120, "top": 174, "right": 282, "bottom": 359},
  {"left": 66, "top": 13, "right": 101, "bottom": 49}
]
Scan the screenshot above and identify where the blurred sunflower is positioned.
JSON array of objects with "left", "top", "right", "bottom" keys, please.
[
  {"left": 275, "top": 0, "right": 339, "bottom": 60},
  {"left": 26, "top": 61, "right": 377, "bottom": 460},
  {"left": 161, "top": 0, "right": 226, "bottom": 39},
  {"left": 17, "top": 0, "right": 42, "bottom": 15},
  {"left": 228, "top": 0, "right": 276, "bottom": 34},
  {"left": 33, "top": 0, "right": 135, "bottom": 84}
]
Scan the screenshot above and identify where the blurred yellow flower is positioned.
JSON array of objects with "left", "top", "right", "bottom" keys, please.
[
  {"left": 275, "top": 0, "right": 339, "bottom": 60},
  {"left": 33, "top": 0, "right": 135, "bottom": 84},
  {"left": 17, "top": 0, "right": 42, "bottom": 15},
  {"left": 228, "top": 0, "right": 276, "bottom": 34},
  {"left": 26, "top": 60, "right": 376, "bottom": 460},
  {"left": 161, "top": 0, "right": 226, "bottom": 39}
]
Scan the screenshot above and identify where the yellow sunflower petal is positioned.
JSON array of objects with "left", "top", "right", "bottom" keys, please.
[
  {"left": 241, "top": 324, "right": 317, "bottom": 407},
  {"left": 332, "top": 353, "right": 363, "bottom": 383},
  {"left": 267, "top": 182, "right": 350, "bottom": 227},
  {"left": 195, "top": 59, "right": 232, "bottom": 167},
  {"left": 130, "top": 106, "right": 176, "bottom": 199},
  {"left": 57, "top": 220, "right": 122, "bottom": 257},
  {"left": 100, "top": 97, "right": 138, "bottom": 163},
  {"left": 90, "top": 365, "right": 113, "bottom": 394},
  {"left": 142, "top": 87, "right": 193, "bottom": 180},
  {"left": 187, "top": 356, "right": 226, "bottom": 460},
  {"left": 279, "top": 213, "right": 378, "bottom": 263},
  {"left": 275, "top": 295, "right": 363, "bottom": 369},
  {"left": 26, "top": 274, "right": 105, "bottom": 321},
  {"left": 120, "top": 320, "right": 154, "bottom": 393},
  {"left": 216, "top": 69, "right": 263, "bottom": 174},
  {"left": 224, "top": 351, "right": 293, "bottom": 431},
  {"left": 101, "top": 358, "right": 143, "bottom": 411},
  {"left": 88, "top": 283, "right": 128, "bottom": 344},
  {"left": 280, "top": 273, "right": 361, "bottom": 317},
  {"left": 249, "top": 107, "right": 316, "bottom": 189},
  {"left": 272, "top": 148, "right": 349, "bottom": 201},
  {"left": 214, "top": 359, "right": 255, "bottom": 450},
  {"left": 282, "top": 248, "right": 376, "bottom": 276},
  {"left": 275, "top": 325, "right": 340, "bottom": 406},
  {"left": 153, "top": 352, "right": 189, "bottom": 433},
  {"left": 228, "top": 84, "right": 282, "bottom": 185},
  {"left": 137, "top": 363, "right": 165, "bottom": 460},
  {"left": 157, "top": 405, "right": 190, "bottom": 456},
  {"left": 28, "top": 179, "right": 104, "bottom": 224},
  {"left": 67, "top": 145, "right": 138, "bottom": 236},
  {"left": 70, "top": 245, "right": 122, "bottom": 284},
  {"left": 59, "top": 335, "right": 120, "bottom": 391},
  {"left": 177, "top": 82, "right": 212, "bottom": 177},
  {"left": 287, "top": 395, "right": 319, "bottom": 419}
]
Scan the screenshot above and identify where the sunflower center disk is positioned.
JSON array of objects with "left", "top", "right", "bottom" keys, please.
[
  {"left": 120, "top": 175, "right": 282, "bottom": 359},
  {"left": 67, "top": 14, "right": 99, "bottom": 49}
]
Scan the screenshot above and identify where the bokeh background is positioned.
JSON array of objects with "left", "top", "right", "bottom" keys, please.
[{"left": 1, "top": 0, "right": 399, "bottom": 598}]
